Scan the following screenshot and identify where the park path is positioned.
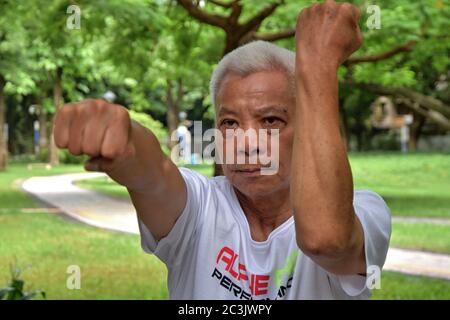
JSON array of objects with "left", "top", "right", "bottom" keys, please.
[
  {"left": 22, "top": 172, "right": 138, "bottom": 234},
  {"left": 21, "top": 172, "right": 450, "bottom": 281}
]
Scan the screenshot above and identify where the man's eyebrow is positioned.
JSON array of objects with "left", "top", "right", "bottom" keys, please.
[
  {"left": 253, "top": 105, "right": 288, "bottom": 115},
  {"left": 217, "top": 106, "right": 239, "bottom": 117}
]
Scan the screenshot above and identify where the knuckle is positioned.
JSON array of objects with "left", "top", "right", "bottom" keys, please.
[
  {"left": 54, "top": 138, "right": 65, "bottom": 149},
  {"left": 58, "top": 104, "right": 73, "bottom": 119},
  {"left": 68, "top": 144, "right": 82, "bottom": 156},
  {"left": 78, "top": 104, "right": 91, "bottom": 118},
  {"left": 298, "top": 7, "right": 308, "bottom": 18},
  {"left": 102, "top": 147, "right": 119, "bottom": 159},
  {"left": 341, "top": 3, "right": 358, "bottom": 16},
  {"left": 83, "top": 144, "right": 99, "bottom": 157},
  {"left": 116, "top": 106, "right": 130, "bottom": 122},
  {"left": 341, "top": 3, "right": 353, "bottom": 10}
]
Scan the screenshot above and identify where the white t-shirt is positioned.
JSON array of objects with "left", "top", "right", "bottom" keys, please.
[{"left": 138, "top": 168, "right": 391, "bottom": 300}]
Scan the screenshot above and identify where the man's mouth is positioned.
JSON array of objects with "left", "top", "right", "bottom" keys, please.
[{"left": 233, "top": 167, "right": 262, "bottom": 176}]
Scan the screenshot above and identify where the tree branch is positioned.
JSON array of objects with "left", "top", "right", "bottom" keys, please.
[
  {"left": 395, "top": 97, "right": 450, "bottom": 131},
  {"left": 207, "top": 0, "right": 235, "bottom": 9},
  {"left": 229, "top": 1, "right": 243, "bottom": 26},
  {"left": 344, "top": 40, "right": 417, "bottom": 66},
  {"left": 248, "top": 28, "right": 295, "bottom": 42},
  {"left": 239, "top": 1, "right": 283, "bottom": 38},
  {"left": 176, "top": 0, "right": 228, "bottom": 28},
  {"left": 350, "top": 81, "right": 450, "bottom": 117}
]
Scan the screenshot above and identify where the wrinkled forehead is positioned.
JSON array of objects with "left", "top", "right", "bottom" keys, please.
[{"left": 215, "top": 70, "right": 295, "bottom": 117}]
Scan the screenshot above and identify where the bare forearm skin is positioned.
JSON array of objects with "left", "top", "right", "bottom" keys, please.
[
  {"left": 124, "top": 121, "right": 186, "bottom": 241},
  {"left": 291, "top": 64, "right": 365, "bottom": 275}
]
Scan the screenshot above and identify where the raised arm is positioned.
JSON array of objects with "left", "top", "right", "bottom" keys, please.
[
  {"left": 53, "top": 99, "right": 186, "bottom": 241},
  {"left": 291, "top": 1, "right": 365, "bottom": 275}
]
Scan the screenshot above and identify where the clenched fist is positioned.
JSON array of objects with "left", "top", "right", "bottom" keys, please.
[
  {"left": 296, "top": 0, "right": 363, "bottom": 70},
  {"left": 53, "top": 99, "right": 135, "bottom": 175}
]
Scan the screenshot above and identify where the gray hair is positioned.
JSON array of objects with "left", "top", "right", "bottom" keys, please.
[{"left": 209, "top": 40, "right": 296, "bottom": 113}]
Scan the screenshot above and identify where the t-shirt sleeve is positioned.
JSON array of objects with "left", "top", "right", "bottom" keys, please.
[
  {"left": 137, "top": 167, "right": 210, "bottom": 267},
  {"left": 337, "top": 190, "right": 392, "bottom": 297}
]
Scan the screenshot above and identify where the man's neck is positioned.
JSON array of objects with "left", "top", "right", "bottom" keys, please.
[{"left": 234, "top": 186, "right": 292, "bottom": 242}]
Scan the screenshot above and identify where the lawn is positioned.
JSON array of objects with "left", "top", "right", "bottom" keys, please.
[
  {"left": 0, "top": 162, "right": 168, "bottom": 299},
  {"left": 0, "top": 163, "right": 84, "bottom": 209},
  {"left": 371, "top": 272, "right": 450, "bottom": 300},
  {"left": 390, "top": 222, "right": 450, "bottom": 254},
  {"left": 1, "top": 157, "right": 449, "bottom": 299},
  {"left": 349, "top": 152, "right": 450, "bottom": 218},
  {"left": 0, "top": 210, "right": 168, "bottom": 299}
]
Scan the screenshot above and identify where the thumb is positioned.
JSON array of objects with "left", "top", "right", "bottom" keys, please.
[
  {"left": 84, "top": 142, "right": 135, "bottom": 172},
  {"left": 84, "top": 156, "right": 114, "bottom": 172}
]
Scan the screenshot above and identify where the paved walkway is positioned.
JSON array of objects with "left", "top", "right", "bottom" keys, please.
[
  {"left": 22, "top": 172, "right": 139, "bottom": 234},
  {"left": 21, "top": 172, "right": 450, "bottom": 281},
  {"left": 392, "top": 216, "right": 450, "bottom": 225}
]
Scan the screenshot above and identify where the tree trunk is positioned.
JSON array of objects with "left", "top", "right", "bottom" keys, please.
[
  {"left": 50, "top": 67, "right": 63, "bottom": 166},
  {"left": 166, "top": 79, "right": 182, "bottom": 150},
  {"left": 37, "top": 101, "right": 49, "bottom": 155},
  {"left": 409, "top": 113, "right": 426, "bottom": 151},
  {"left": 224, "top": 33, "right": 241, "bottom": 55},
  {"left": 339, "top": 103, "right": 350, "bottom": 151},
  {"left": 0, "top": 75, "right": 7, "bottom": 170}
]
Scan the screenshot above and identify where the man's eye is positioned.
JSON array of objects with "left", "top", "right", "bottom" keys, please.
[
  {"left": 221, "top": 119, "right": 238, "bottom": 128},
  {"left": 263, "top": 117, "right": 283, "bottom": 126}
]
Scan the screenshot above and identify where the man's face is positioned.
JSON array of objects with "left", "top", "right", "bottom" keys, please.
[{"left": 216, "top": 70, "right": 295, "bottom": 197}]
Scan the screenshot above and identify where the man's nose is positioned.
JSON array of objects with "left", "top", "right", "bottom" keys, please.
[{"left": 237, "top": 124, "right": 260, "bottom": 157}]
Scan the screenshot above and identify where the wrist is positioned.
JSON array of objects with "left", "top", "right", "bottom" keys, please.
[
  {"left": 295, "top": 62, "right": 338, "bottom": 95},
  {"left": 126, "top": 121, "right": 166, "bottom": 193},
  {"left": 296, "top": 55, "right": 339, "bottom": 78}
]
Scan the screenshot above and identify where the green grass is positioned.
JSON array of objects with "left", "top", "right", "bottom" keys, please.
[
  {"left": 0, "top": 210, "right": 168, "bottom": 299},
  {"left": 390, "top": 222, "right": 450, "bottom": 254},
  {"left": 75, "top": 176, "right": 129, "bottom": 200},
  {"left": 371, "top": 272, "right": 450, "bottom": 300},
  {"left": 0, "top": 163, "right": 84, "bottom": 209},
  {"left": 349, "top": 152, "right": 450, "bottom": 218},
  {"left": 0, "top": 162, "right": 168, "bottom": 299}
]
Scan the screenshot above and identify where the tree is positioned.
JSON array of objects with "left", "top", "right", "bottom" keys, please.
[
  {"left": 177, "top": 0, "right": 449, "bottom": 161},
  {"left": 0, "top": 1, "right": 35, "bottom": 170},
  {"left": 177, "top": 0, "right": 299, "bottom": 55},
  {"left": 343, "top": 1, "right": 450, "bottom": 149}
]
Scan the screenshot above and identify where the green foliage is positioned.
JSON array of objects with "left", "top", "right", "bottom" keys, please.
[
  {"left": 58, "top": 149, "right": 88, "bottom": 165},
  {"left": 0, "top": 263, "right": 45, "bottom": 300},
  {"left": 1, "top": 0, "right": 449, "bottom": 157}
]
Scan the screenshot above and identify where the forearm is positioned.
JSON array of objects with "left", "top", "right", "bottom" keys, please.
[
  {"left": 291, "top": 65, "right": 361, "bottom": 261},
  {"left": 125, "top": 121, "right": 186, "bottom": 240}
]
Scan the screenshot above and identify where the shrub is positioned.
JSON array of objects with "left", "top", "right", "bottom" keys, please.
[{"left": 0, "top": 263, "right": 45, "bottom": 300}]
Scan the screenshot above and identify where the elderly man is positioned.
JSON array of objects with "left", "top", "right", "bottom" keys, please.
[{"left": 54, "top": 1, "right": 391, "bottom": 299}]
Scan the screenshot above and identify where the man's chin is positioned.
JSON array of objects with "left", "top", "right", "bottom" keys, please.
[{"left": 229, "top": 176, "right": 276, "bottom": 197}]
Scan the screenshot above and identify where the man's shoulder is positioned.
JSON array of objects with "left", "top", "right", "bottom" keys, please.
[
  {"left": 353, "top": 189, "right": 389, "bottom": 208},
  {"left": 178, "top": 167, "right": 232, "bottom": 194}
]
